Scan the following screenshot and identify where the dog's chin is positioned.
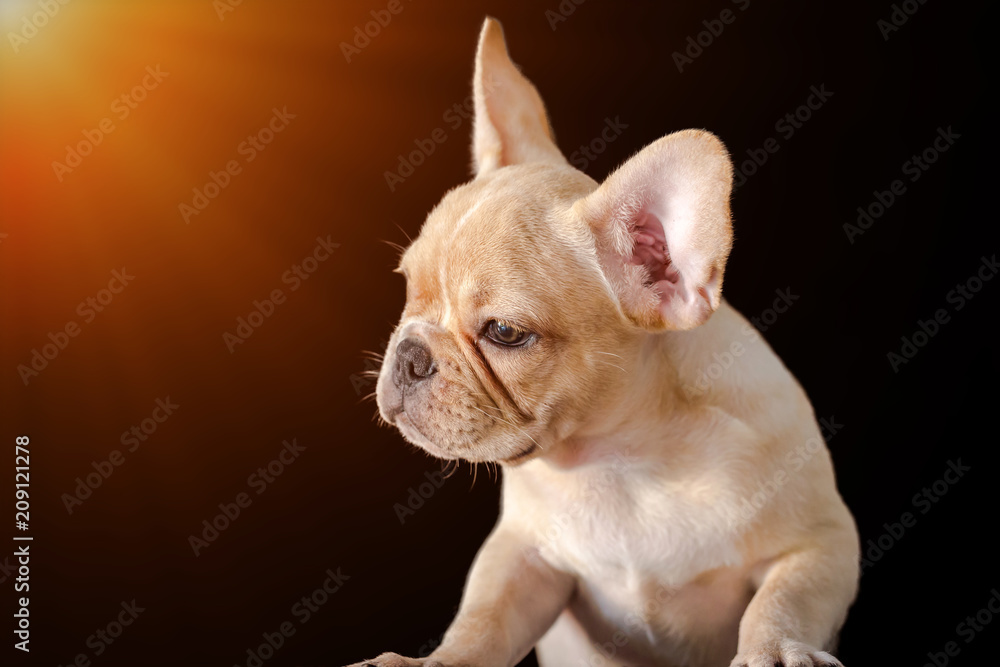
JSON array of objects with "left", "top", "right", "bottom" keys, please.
[
  {"left": 499, "top": 441, "right": 540, "bottom": 465},
  {"left": 458, "top": 440, "right": 541, "bottom": 466},
  {"left": 395, "top": 413, "right": 457, "bottom": 460},
  {"left": 395, "top": 413, "right": 541, "bottom": 465}
]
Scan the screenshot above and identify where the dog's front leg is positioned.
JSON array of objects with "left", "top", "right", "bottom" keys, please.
[
  {"left": 349, "top": 525, "right": 574, "bottom": 667},
  {"left": 433, "top": 525, "right": 575, "bottom": 666},
  {"left": 731, "top": 528, "right": 859, "bottom": 667}
]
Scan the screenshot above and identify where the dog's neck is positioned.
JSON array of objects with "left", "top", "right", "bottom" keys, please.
[{"left": 537, "top": 300, "right": 750, "bottom": 470}]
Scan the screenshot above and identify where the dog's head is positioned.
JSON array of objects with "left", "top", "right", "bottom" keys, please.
[{"left": 376, "top": 18, "right": 734, "bottom": 464}]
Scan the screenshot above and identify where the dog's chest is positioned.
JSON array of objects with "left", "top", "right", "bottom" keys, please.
[
  {"left": 508, "top": 462, "right": 750, "bottom": 662},
  {"left": 519, "top": 464, "right": 744, "bottom": 588}
]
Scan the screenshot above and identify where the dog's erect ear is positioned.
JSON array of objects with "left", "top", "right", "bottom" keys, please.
[
  {"left": 472, "top": 17, "right": 566, "bottom": 175},
  {"left": 575, "top": 129, "right": 734, "bottom": 331}
]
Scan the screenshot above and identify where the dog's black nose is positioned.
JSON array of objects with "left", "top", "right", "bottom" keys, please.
[{"left": 393, "top": 337, "right": 436, "bottom": 387}]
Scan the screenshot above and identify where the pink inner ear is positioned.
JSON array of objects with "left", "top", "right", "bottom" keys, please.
[{"left": 629, "top": 212, "right": 680, "bottom": 286}]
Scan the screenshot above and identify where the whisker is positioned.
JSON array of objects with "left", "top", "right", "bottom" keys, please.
[
  {"left": 392, "top": 221, "right": 414, "bottom": 244},
  {"left": 594, "top": 351, "right": 625, "bottom": 360},
  {"left": 380, "top": 239, "right": 407, "bottom": 257},
  {"left": 597, "top": 360, "right": 627, "bottom": 373}
]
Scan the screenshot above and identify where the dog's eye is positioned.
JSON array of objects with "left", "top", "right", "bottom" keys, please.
[{"left": 484, "top": 320, "right": 532, "bottom": 347}]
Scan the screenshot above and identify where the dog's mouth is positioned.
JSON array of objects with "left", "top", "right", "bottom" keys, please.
[
  {"left": 395, "top": 413, "right": 456, "bottom": 460},
  {"left": 502, "top": 442, "right": 539, "bottom": 465},
  {"left": 397, "top": 410, "right": 540, "bottom": 465}
]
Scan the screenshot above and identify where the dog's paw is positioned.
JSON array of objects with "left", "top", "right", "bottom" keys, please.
[
  {"left": 344, "top": 652, "right": 436, "bottom": 667},
  {"left": 730, "top": 640, "right": 844, "bottom": 667}
]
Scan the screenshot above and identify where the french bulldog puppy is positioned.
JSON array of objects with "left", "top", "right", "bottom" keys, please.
[{"left": 353, "top": 17, "right": 859, "bottom": 667}]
